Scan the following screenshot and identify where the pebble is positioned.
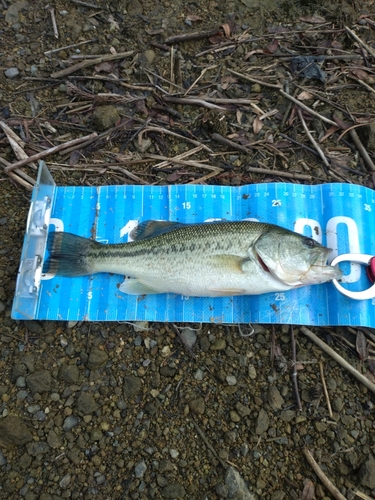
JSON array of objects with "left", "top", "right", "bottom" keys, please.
[
  {"left": 59, "top": 473, "right": 71, "bottom": 488},
  {"left": 248, "top": 365, "right": 257, "bottom": 379},
  {"left": 26, "top": 370, "right": 51, "bottom": 393},
  {"left": 134, "top": 459, "right": 147, "bottom": 478},
  {"left": 87, "top": 347, "right": 109, "bottom": 370},
  {"left": 95, "top": 474, "right": 106, "bottom": 485},
  {"left": 226, "top": 375, "right": 237, "bottom": 386},
  {"left": 59, "top": 364, "right": 79, "bottom": 383},
  {"left": 76, "top": 392, "right": 98, "bottom": 415},
  {"left": 123, "top": 375, "right": 142, "bottom": 398},
  {"left": 267, "top": 385, "right": 284, "bottom": 410},
  {"left": 161, "top": 483, "right": 186, "bottom": 498},
  {"left": 92, "top": 105, "right": 120, "bottom": 131},
  {"left": 194, "top": 368, "right": 204, "bottom": 381},
  {"left": 0, "top": 415, "right": 33, "bottom": 448},
  {"left": 169, "top": 449, "right": 179, "bottom": 459},
  {"left": 189, "top": 397, "right": 205, "bottom": 415},
  {"left": 255, "top": 408, "right": 269, "bottom": 435},
  {"left": 359, "top": 455, "right": 375, "bottom": 488},
  {"left": 225, "top": 466, "right": 256, "bottom": 499},
  {"left": 180, "top": 327, "right": 197, "bottom": 349},
  {"left": 211, "top": 339, "right": 226, "bottom": 351},
  {"left": 63, "top": 415, "right": 79, "bottom": 431},
  {"left": 4, "top": 67, "right": 19, "bottom": 78},
  {"left": 16, "top": 376, "right": 26, "bottom": 387}
]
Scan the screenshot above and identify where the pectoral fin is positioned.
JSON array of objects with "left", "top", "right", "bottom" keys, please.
[
  {"left": 209, "top": 255, "right": 246, "bottom": 273},
  {"left": 119, "top": 279, "right": 162, "bottom": 295}
]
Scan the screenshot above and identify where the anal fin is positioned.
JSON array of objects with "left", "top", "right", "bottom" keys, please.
[{"left": 119, "top": 278, "right": 162, "bottom": 295}]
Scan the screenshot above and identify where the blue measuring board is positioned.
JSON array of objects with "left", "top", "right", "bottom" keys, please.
[{"left": 12, "top": 164, "right": 375, "bottom": 326}]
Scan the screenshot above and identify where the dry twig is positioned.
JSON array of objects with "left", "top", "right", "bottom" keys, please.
[
  {"left": 51, "top": 51, "right": 134, "bottom": 78},
  {"left": 302, "top": 447, "right": 347, "bottom": 500},
  {"left": 300, "top": 327, "right": 375, "bottom": 395},
  {"left": 319, "top": 360, "right": 333, "bottom": 418},
  {"left": 5, "top": 133, "right": 98, "bottom": 172}
]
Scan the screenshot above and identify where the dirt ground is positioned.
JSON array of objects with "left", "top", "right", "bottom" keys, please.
[{"left": 1, "top": 0, "right": 375, "bottom": 499}]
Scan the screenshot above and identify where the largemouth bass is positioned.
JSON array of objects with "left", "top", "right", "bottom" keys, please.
[{"left": 44, "top": 220, "right": 342, "bottom": 297}]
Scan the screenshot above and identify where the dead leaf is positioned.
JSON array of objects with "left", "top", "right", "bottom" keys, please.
[
  {"left": 299, "top": 15, "right": 326, "bottom": 23},
  {"left": 166, "top": 171, "right": 183, "bottom": 182},
  {"left": 69, "top": 150, "right": 82, "bottom": 166},
  {"left": 264, "top": 39, "right": 279, "bottom": 54},
  {"left": 297, "top": 91, "right": 314, "bottom": 100},
  {"left": 319, "top": 125, "right": 339, "bottom": 143},
  {"left": 351, "top": 68, "right": 375, "bottom": 84},
  {"left": 301, "top": 479, "right": 316, "bottom": 500},
  {"left": 220, "top": 23, "right": 232, "bottom": 37},
  {"left": 209, "top": 33, "right": 225, "bottom": 44},
  {"left": 94, "top": 61, "right": 115, "bottom": 73},
  {"left": 236, "top": 109, "right": 244, "bottom": 125},
  {"left": 185, "top": 14, "right": 203, "bottom": 23},
  {"left": 244, "top": 49, "right": 265, "bottom": 60},
  {"left": 332, "top": 113, "right": 351, "bottom": 130},
  {"left": 253, "top": 116, "right": 263, "bottom": 134},
  {"left": 356, "top": 331, "right": 369, "bottom": 361}
]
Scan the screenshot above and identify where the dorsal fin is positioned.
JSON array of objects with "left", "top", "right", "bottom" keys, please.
[{"left": 130, "top": 220, "right": 185, "bottom": 241}]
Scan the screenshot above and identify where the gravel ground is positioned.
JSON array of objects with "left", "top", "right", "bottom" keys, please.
[{"left": 1, "top": 0, "right": 375, "bottom": 499}]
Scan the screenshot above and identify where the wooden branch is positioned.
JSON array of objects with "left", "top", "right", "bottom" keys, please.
[
  {"left": 302, "top": 447, "right": 347, "bottom": 500},
  {"left": 51, "top": 51, "right": 134, "bottom": 78},
  {"left": 5, "top": 133, "right": 98, "bottom": 172}
]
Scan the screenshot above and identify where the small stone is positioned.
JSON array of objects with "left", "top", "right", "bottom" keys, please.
[
  {"left": 86, "top": 347, "right": 108, "bottom": 370},
  {"left": 216, "top": 483, "right": 229, "bottom": 498},
  {"left": 5, "top": 4, "right": 20, "bottom": 24},
  {"left": 180, "top": 327, "right": 197, "bottom": 349},
  {"left": 123, "top": 375, "right": 142, "bottom": 398},
  {"left": 26, "top": 370, "right": 51, "bottom": 393},
  {"left": 189, "top": 397, "right": 205, "bottom": 415},
  {"left": 134, "top": 459, "right": 147, "bottom": 478},
  {"left": 159, "top": 459, "right": 174, "bottom": 473},
  {"left": 4, "top": 67, "right": 19, "bottom": 79},
  {"left": 225, "top": 466, "right": 256, "bottom": 499},
  {"left": 63, "top": 415, "right": 79, "bottom": 431},
  {"left": 59, "top": 473, "right": 71, "bottom": 488},
  {"left": 161, "top": 483, "right": 186, "bottom": 498},
  {"left": 226, "top": 375, "right": 237, "bottom": 386},
  {"left": 169, "top": 449, "right": 179, "bottom": 459},
  {"left": 76, "top": 392, "right": 97, "bottom": 415},
  {"left": 359, "top": 454, "right": 375, "bottom": 489},
  {"left": 95, "top": 474, "right": 106, "bottom": 485},
  {"left": 279, "top": 410, "right": 295, "bottom": 422},
  {"left": 143, "top": 49, "right": 156, "bottom": 64},
  {"left": 235, "top": 402, "right": 251, "bottom": 417},
  {"left": 0, "top": 416, "right": 33, "bottom": 448},
  {"left": 230, "top": 410, "right": 241, "bottom": 422},
  {"left": 92, "top": 105, "right": 120, "bottom": 131},
  {"left": 255, "top": 408, "right": 269, "bottom": 435},
  {"left": 26, "top": 441, "right": 50, "bottom": 456},
  {"left": 47, "top": 430, "right": 62, "bottom": 449},
  {"left": 58, "top": 364, "right": 79, "bottom": 383},
  {"left": 194, "top": 368, "right": 204, "bottom": 381},
  {"left": 248, "top": 365, "right": 257, "bottom": 379},
  {"left": 332, "top": 397, "right": 344, "bottom": 412},
  {"left": 211, "top": 339, "right": 226, "bottom": 350},
  {"left": 267, "top": 385, "right": 284, "bottom": 410}
]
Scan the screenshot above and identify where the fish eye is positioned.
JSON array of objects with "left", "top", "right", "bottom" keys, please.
[{"left": 303, "top": 237, "right": 316, "bottom": 248}]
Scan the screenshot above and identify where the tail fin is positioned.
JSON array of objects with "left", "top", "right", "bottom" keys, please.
[{"left": 43, "top": 232, "right": 96, "bottom": 277}]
